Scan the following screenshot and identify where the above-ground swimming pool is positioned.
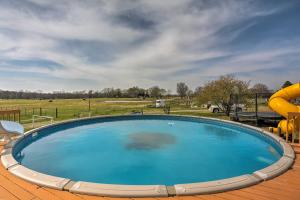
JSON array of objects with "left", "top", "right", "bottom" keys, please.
[{"left": 1, "top": 115, "right": 295, "bottom": 197}]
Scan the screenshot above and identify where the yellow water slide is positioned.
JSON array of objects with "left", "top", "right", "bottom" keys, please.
[{"left": 268, "top": 82, "right": 300, "bottom": 135}]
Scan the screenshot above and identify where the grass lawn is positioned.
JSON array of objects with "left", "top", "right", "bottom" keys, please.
[{"left": 0, "top": 98, "right": 230, "bottom": 131}]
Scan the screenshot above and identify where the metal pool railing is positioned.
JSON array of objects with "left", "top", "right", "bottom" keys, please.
[{"left": 32, "top": 115, "right": 54, "bottom": 128}]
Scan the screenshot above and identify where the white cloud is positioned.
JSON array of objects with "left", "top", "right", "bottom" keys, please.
[{"left": 0, "top": 0, "right": 299, "bottom": 91}]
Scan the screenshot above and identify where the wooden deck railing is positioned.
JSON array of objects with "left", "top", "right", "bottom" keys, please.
[
  {"left": 0, "top": 109, "right": 21, "bottom": 122},
  {"left": 287, "top": 112, "right": 300, "bottom": 143}
]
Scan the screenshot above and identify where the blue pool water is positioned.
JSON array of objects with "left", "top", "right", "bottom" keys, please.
[{"left": 14, "top": 116, "right": 282, "bottom": 185}]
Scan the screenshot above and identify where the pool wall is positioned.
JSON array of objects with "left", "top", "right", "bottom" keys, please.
[{"left": 1, "top": 115, "right": 295, "bottom": 197}]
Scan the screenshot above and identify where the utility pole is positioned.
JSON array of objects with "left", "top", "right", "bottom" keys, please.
[{"left": 88, "top": 90, "right": 92, "bottom": 112}]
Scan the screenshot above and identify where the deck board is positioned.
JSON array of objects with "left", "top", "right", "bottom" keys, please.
[
  {"left": 194, "top": 195, "right": 226, "bottom": 200},
  {"left": 247, "top": 186, "right": 300, "bottom": 200},
  {"left": 213, "top": 193, "right": 250, "bottom": 200},
  {"left": 0, "top": 163, "right": 61, "bottom": 200},
  {"left": 44, "top": 188, "right": 85, "bottom": 200},
  {"left": 0, "top": 174, "right": 35, "bottom": 200},
  {"left": 228, "top": 190, "right": 273, "bottom": 200},
  {"left": 240, "top": 188, "right": 284, "bottom": 200},
  {"left": 0, "top": 185, "right": 20, "bottom": 200},
  {"left": 0, "top": 145, "right": 299, "bottom": 200}
]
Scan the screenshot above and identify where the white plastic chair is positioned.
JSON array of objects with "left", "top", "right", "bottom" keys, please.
[{"left": 0, "top": 120, "right": 24, "bottom": 142}]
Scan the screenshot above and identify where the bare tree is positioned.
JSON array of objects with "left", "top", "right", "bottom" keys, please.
[
  {"left": 250, "top": 83, "right": 270, "bottom": 94},
  {"left": 194, "top": 86, "right": 203, "bottom": 96},
  {"left": 176, "top": 82, "right": 189, "bottom": 99},
  {"left": 148, "top": 86, "right": 166, "bottom": 98},
  {"left": 126, "top": 87, "right": 143, "bottom": 98},
  {"left": 186, "top": 90, "right": 193, "bottom": 106}
]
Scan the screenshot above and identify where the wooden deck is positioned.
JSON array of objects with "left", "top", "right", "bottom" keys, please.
[{"left": 0, "top": 144, "right": 299, "bottom": 200}]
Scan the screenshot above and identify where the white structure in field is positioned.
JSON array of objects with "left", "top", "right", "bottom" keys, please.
[
  {"left": 155, "top": 99, "right": 166, "bottom": 108},
  {"left": 32, "top": 115, "right": 53, "bottom": 128}
]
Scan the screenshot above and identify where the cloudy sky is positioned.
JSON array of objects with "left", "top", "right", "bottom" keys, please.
[{"left": 0, "top": 0, "right": 299, "bottom": 92}]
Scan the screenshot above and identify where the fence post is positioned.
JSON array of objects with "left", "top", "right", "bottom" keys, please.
[
  {"left": 56, "top": 108, "right": 58, "bottom": 118},
  {"left": 255, "top": 93, "right": 258, "bottom": 125}
]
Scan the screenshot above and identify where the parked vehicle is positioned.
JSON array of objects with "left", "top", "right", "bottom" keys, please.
[
  {"left": 155, "top": 99, "right": 166, "bottom": 108},
  {"left": 208, "top": 104, "right": 246, "bottom": 113}
]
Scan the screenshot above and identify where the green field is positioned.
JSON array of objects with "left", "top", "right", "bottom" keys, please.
[{"left": 0, "top": 98, "right": 228, "bottom": 131}]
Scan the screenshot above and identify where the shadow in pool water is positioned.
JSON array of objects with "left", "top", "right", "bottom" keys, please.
[{"left": 125, "top": 132, "right": 176, "bottom": 150}]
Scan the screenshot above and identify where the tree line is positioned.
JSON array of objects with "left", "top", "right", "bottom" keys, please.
[
  {"left": 0, "top": 77, "right": 293, "bottom": 101},
  {"left": 0, "top": 86, "right": 171, "bottom": 99}
]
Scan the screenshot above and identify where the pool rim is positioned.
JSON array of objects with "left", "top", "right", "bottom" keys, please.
[{"left": 0, "top": 114, "right": 295, "bottom": 197}]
